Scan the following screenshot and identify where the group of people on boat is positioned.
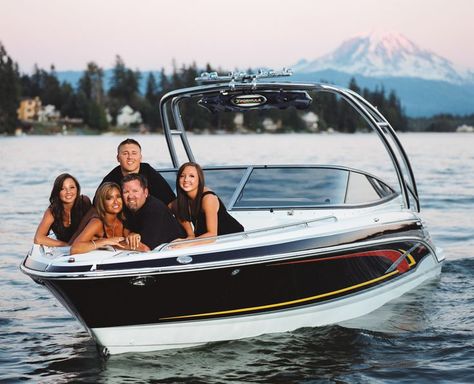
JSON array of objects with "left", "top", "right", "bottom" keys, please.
[{"left": 34, "top": 138, "right": 244, "bottom": 254}]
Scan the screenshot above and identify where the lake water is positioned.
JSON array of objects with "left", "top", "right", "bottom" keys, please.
[{"left": 1, "top": 133, "right": 473, "bottom": 383}]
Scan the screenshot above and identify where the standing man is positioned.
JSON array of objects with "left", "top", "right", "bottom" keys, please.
[
  {"left": 98, "top": 138, "right": 175, "bottom": 205},
  {"left": 122, "top": 174, "right": 184, "bottom": 251}
]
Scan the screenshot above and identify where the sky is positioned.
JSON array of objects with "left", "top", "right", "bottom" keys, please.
[{"left": 1, "top": 0, "right": 473, "bottom": 73}]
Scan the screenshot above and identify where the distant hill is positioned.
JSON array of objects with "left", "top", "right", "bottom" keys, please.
[
  {"left": 56, "top": 69, "right": 162, "bottom": 94},
  {"left": 291, "top": 32, "right": 474, "bottom": 117},
  {"left": 291, "top": 70, "right": 474, "bottom": 117},
  {"left": 55, "top": 32, "right": 474, "bottom": 117}
]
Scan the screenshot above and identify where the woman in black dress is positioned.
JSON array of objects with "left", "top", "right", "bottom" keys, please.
[
  {"left": 34, "top": 173, "right": 92, "bottom": 247},
  {"left": 169, "top": 162, "right": 244, "bottom": 241}
]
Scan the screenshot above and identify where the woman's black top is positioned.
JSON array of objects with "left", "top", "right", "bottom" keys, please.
[
  {"left": 192, "top": 191, "right": 244, "bottom": 237},
  {"left": 51, "top": 195, "right": 92, "bottom": 243}
]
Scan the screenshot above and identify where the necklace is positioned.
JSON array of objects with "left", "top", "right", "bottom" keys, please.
[
  {"left": 64, "top": 210, "right": 71, "bottom": 226},
  {"left": 105, "top": 217, "right": 118, "bottom": 238}
]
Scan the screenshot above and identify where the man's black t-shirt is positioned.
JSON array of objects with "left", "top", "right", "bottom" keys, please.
[
  {"left": 99, "top": 163, "right": 175, "bottom": 205},
  {"left": 124, "top": 196, "right": 184, "bottom": 250}
]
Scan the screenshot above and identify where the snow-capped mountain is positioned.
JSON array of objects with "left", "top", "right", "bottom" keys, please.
[{"left": 293, "top": 32, "right": 470, "bottom": 84}]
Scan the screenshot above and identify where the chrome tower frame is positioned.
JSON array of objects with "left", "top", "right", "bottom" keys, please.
[{"left": 159, "top": 79, "right": 420, "bottom": 212}]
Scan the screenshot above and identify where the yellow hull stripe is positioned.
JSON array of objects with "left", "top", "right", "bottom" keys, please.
[{"left": 161, "top": 269, "right": 401, "bottom": 321}]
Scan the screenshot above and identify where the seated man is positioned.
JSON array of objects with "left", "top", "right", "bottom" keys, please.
[
  {"left": 122, "top": 173, "right": 184, "bottom": 251},
  {"left": 98, "top": 138, "right": 175, "bottom": 205}
]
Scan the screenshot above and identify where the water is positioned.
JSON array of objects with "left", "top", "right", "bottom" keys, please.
[{"left": 1, "top": 133, "right": 473, "bottom": 383}]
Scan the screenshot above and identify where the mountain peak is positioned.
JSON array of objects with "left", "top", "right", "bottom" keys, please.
[
  {"left": 293, "top": 32, "right": 467, "bottom": 84},
  {"left": 365, "top": 31, "right": 419, "bottom": 56}
]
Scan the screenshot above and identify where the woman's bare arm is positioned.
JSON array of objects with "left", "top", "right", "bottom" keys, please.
[
  {"left": 34, "top": 208, "right": 68, "bottom": 247},
  {"left": 70, "top": 218, "right": 124, "bottom": 254}
]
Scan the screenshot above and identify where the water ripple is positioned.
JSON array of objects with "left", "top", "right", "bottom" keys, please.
[{"left": 1, "top": 134, "right": 473, "bottom": 383}]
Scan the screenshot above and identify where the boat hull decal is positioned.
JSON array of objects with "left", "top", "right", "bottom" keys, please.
[{"left": 40, "top": 240, "right": 432, "bottom": 328}]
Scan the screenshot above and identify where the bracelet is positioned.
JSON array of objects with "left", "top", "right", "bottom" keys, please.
[{"left": 91, "top": 239, "right": 97, "bottom": 249}]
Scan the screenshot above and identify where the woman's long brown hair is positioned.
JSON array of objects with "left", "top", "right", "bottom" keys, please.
[
  {"left": 175, "top": 162, "right": 205, "bottom": 222},
  {"left": 93, "top": 182, "right": 124, "bottom": 223},
  {"left": 49, "top": 173, "right": 83, "bottom": 235}
]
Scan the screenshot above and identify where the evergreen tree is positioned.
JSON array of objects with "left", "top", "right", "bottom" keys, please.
[
  {"left": 42, "top": 65, "right": 62, "bottom": 108},
  {"left": 108, "top": 55, "right": 142, "bottom": 124},
  {"left": 315, "top": 92, "right": 339, "bottom": 130},
  {"left": 158, "top": 67, "right": 171, "bottom": 94},
  {"left": 170, "top": 59, "right": 182, "bottom": 90},
  {"left": 109, "top": 55, "right": 128, "bottom": 102},
  {"left": 0, "top": 42, "right": 21, "bottom": 134},
  {"left": 27, "top": 65, "right": 62, "bottom": 108},
  {"left": 243, "top": 110, "right": 263, "bottom": 132},
  {"left": 29, "top": 65, "right": 43, "bottom": 99},
  {"left": 337, "top": 99, "right": 357, "bottom": 133},
  {"left": 145, "top": 72, "right": 158, "bottom": 104},
  {"left": 108, "top": 55, "right": 140, "bottom": 105},
  {"left": 371, "top": 86, "right": 386, "bottom": 111},
  {"left": 183, "top": 62, "right": 199, "bottom": 87},
  {"left": 344, "top": 78, "right": 364, "bottom": 131},
  {"left": 59, "top": 82, "right": 80, "bottom": 118},
  {"left": 143, "top": 72, "right": 161, "bottom": 130},
  {"left": 282, "top": 109, "right": 306, "bottom": 132},
  {"left": 385, "top": 90, "right": 408, "bottom": 131},
  {"left": 78, "top": 62, "right": 108, "bottom": 130},
  {"left": 348, "top": 77, "right": 361, "bottom": 94},
  {"left": 79, "top": 62, "right": 105, "bottom": 105},
  {"left": 20, "top": 74, "right": 34, "bottom": 98},
  {"left": 87, "top": 101, "right": 108, "bottom": 131}
]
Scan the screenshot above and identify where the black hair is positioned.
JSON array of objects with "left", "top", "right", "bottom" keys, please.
[
  {"left": 49, "top": 173, "right": 84, "bottom": 238},
  {"left": 121, "top": 173, "right": 148, "bottom": 190}
]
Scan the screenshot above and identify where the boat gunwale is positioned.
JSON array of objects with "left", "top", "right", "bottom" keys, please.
[{"left": 20, "top": 232, "right": 438, "bottom": 281}]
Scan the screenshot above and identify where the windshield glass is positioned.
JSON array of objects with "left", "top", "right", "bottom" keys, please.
[{"left": 235, "top": 167, "right": 349, "bottom": 208}]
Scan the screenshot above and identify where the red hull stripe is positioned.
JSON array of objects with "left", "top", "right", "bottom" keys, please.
[{"left": 270, "top": 249, "right": 414, "bottom": 273}]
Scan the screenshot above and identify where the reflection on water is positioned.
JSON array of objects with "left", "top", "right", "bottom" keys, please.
[
  {"left": 1, "top": 133, "right": 473, "bottom": 382},
  {"left": 340, "top": 279, "right": 442, "bottom": 334}
]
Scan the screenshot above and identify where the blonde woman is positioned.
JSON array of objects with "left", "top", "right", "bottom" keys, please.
[{"left": 71, "top": 182, "right": 140, "bottom": 254}]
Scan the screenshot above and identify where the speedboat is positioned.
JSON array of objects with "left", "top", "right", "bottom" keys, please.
[{"left": 21, "top": 69, "right": 444, "bottom": 356}]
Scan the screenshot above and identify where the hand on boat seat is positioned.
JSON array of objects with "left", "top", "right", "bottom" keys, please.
[
  {"left": 125, "top": 233, "right": 141, "bottom": 250},
  {"left": 171, "top": 237, "right": 187, "bottom": 243},
  {"left": 106, "top": 236, "right": 126, "bottom": 248}
]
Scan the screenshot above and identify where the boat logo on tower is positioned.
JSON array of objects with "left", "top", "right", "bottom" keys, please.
[{"left": 231, "top": 94, "right": 267, "bottom": 107}]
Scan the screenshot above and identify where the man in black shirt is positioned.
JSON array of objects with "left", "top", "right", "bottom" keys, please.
[
  {"left": 122, "top": 173, "right": 184, "bottom": 251},
  {"left": 97, "top": 138, "right": 175, "bottom": 205}
]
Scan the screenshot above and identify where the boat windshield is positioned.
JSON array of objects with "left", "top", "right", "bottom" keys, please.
[{"left": 161, "top": 165, "right": 395, "bottom": 209}]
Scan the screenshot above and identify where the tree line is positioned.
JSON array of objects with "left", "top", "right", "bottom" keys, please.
[{"left": 1, "top": 41, "right": 409, "bottom": 135}]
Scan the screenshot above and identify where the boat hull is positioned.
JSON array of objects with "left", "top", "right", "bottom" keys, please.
[
  {"left": 91, "top": 253, "right": 441, "bottom": 355},
  {"left": 29, "top": 234, "right": 443, "bottom": 355}
]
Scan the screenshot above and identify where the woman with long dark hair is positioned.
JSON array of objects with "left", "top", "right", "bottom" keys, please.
[
  {"left": 169, "top": 162, "right": 244, "bottom": 241},
  {"left": 34, "top": 173, "right": 92, "bottom": 246}
]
